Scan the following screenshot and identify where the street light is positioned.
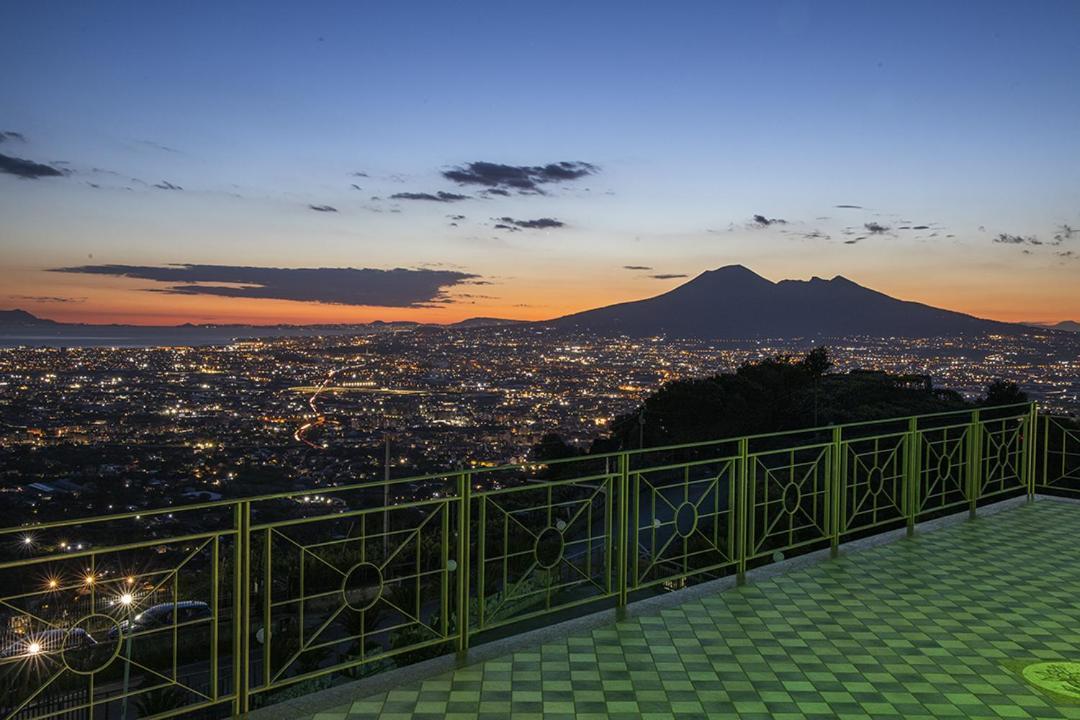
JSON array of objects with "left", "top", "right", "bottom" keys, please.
[{"left": 119, "top": 592, "right": 136, "bottom": 720}]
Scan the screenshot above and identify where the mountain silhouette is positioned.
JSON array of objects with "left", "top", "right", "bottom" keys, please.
[
  {"left": 0, "top": 309, "right": 58, "bottom": 327},
  {"left": 544, "top": 265, "right": 1021, "bottom": 338}
]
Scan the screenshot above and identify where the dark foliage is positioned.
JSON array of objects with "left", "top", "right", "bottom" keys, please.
[
  {"left": 531, "top": 349, "right": 1019, "bottom": 457},
  {"left": 981, "top": 379, "right": 1028, "bottom": 407}
]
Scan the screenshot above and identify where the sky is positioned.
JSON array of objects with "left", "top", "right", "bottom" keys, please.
[{"left": 2, "top": 0, "right": 1079, "bottom": 326}]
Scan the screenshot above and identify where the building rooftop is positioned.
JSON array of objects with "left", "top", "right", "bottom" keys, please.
[{"left": 293, "top": 499, "right": 1080, "bottom": 720}]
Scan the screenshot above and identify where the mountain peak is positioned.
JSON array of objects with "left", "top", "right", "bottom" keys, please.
[
  {"left": 687, "top": 265, "right": 773, "bottom": 287},
  {"left": 705, "top": 264, "right": 766, "bottom": 278},
  {"left": 0, "top": 309, "right": 56, "bottom": 327},
  {"left": 545, "top": 265, "right": 1018, "bottom": 339}
]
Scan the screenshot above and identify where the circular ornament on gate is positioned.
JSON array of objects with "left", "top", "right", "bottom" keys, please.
[
  {"left": 64, "top": 614, "right": 122, "bottom": 675},
  {"left": 342, "top": 562, "right": 383, "bottom": 612},
  {"left": 867, "top": 467, "right": 886, "bottom": 496},
  {"left": 534, "top": 527, "right": 564, "bottom": 569},
  {"left": 937, "top": 454, "right": 952, "bottom": 481},
  {"left": 674, "top": 502, "right": 698, "bottom": 538},
  {"left": 781, "top": 483, "right": 801, "bottom": 514}
]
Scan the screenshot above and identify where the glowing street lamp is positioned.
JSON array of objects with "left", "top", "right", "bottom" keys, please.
[{"left": 26, "top": 641, "right": 42, "bottom": 656}]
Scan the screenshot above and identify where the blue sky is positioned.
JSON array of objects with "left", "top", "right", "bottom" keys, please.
[{"left": 2, "top": 0, "right": 1079, "bottom": 323}]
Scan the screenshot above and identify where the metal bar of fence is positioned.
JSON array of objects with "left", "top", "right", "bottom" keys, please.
[
  {"left": 830, "top": 427, "right": 842, "bottom": 559},
  {"left": 616, "top": 452, "right": 629, "bottom": 608},
  {"left": 457, "top": 472, "right": 470, "bottom": 654}
]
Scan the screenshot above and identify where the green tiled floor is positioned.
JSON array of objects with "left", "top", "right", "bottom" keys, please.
[{"left": 299, "top": 501, "right": 1080, "bottom": 719}]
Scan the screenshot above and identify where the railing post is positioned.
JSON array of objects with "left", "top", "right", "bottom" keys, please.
[
  {"left": 1026, "top": 402, "right": 1038, "bottom": 501},
  {"left": 736, "top": 437, "right": 749, "bottom": 586},
  {"left": 233, "top": 500, "right": 251, "bottom": 716},
  {"left": 1041, "top": 412, "right": 1050, "bottom": 490},
  {"left": 830, "top": 427, "right": 842, "bottom": 558},
  {"left": 967, "top": 409, "right": 981, "bottom": 519},
  {"left": 616, "top": 452, "right": 629, "bottom": 608},
  {"left": 456, "top": 472, "right": 471, "bottom": 655},
  {"left": 905, "top": 416, "right": 919, "bottom": 537}
]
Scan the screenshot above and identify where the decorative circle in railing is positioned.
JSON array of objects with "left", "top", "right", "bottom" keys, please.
[
  {"left": 342, "top": 562, "right": 384, "bottom": 612},
  {"left": 998, "top": 442, "right": 1011, "bottom": 467},
  {"left": 867, "top": 467, "right": 886, "bottom": 496},
  {"left": 937, "top": 454, "right": 952, "bottom": 482},
  {"left": 63, "top": 614, "right": 122, "bottom": 675},
  {"left": 674, "top": 501, "right": 698, "bottom": 538},
  {"left": 782, "top": 483, "right": 801, "bottom": 514},
  {"left": 534, "top": 526, "right": 564, "bottom": 569}
]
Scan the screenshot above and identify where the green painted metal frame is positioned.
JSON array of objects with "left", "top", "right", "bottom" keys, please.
[
  {"left": 0, "top": 401, "right": 1063, "bottom": 719},
  {"left": 1038, "top": 412, "right": 1080, "bottom": 497}
]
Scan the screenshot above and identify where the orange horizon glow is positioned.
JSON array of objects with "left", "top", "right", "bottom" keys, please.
[{"left": 4, "top": 269, "right": 1077, "bottom": 328}]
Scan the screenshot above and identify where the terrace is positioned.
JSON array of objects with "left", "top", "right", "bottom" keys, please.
[{"left": 0, "top": 403, "right": 1078, "bottom": 719}]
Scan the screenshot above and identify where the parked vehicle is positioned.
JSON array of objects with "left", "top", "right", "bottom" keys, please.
[{"left": 108, "top": 601, "right": 211, "bottom": 639}]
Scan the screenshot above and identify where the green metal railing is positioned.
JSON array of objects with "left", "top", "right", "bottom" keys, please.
[{"left": 0, "top": 401, "right": 1075, "bottom": 719}]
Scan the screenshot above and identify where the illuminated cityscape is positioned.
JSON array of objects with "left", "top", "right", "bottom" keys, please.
[{"left": 2, "top": 326, "right": 1076, "bottom": 527}]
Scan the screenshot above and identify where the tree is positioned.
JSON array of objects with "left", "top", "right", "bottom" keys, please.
[
  {"left": 531, "top": 433, "right": 580, "bottom": 461},
  {"left": 982, "top": 380, "right": 1028, "bottom": 407}
]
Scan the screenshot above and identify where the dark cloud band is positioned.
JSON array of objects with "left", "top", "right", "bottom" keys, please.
[
  {"left": 390, "top": 191, "right": 470, "bottom": 202},
  {"left": 48, "top": 264, "right": 481, "bottom": 308},
  {"left": 442, "top": 161, "right": 597, "bottom": 192},
  {"left": 496, "top": 217, "right": 565, "bottom": 229},
  {"left": 0, "top": 152, "right": 64, "bottom": 179}
]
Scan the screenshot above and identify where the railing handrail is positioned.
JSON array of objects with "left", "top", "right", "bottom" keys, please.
[{"left": 1, "top": 401, "right": 1037, "bottom": 535}]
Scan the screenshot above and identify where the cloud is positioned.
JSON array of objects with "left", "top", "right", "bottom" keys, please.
[
  {"left": 649, "top": 273, "right": 688, "bottom": 279},
  {"left": 495, "top": 217, "right": 565, "bottom": 229},
  {"left": 48, "top": 264, "right": 482, "bottom": 308},
  {"left": 911, "top": 225, "right": 930, "bottom": 230},
  {"left": 834, "top": 204, "right": 863, "bottom": 209},
  {"left": 8, "top": 295, "right": 86, "bottom": 304},
  {"left": 350, "top": 183, "right": 362, "bottom": 190},
  {"left": 308, "top": 204, "right": 338, "bottom": 212},
  {"left": 752, "top": 214, "right": 787, "bottom": 227},
  {"left": 864, "top": 222, "right": 890, "bottom": 234},
  {"left": 390, "top": 191, "right": 470, "bottom": 202},
  {"left": 350, "top": 171, "right": 369, "bottom": 177},
  {"left": 153, "top": 180, "right": 183, "bottom": 190},
  {"left": 139, "top": 140, "right": 181, "bottom": 153},
  {"left": 623, "top": 265, "right": 653, "bottom": 270},
  {"left": 1053, "top": 224, "right": 1076, "bottom": 244},
  {"left": 0, "top": 152, "right": 65, "bottom": 179},
  {"left": 802, "top": 230, "right": 831, "bottom": 240},
  {"left": 482, "top": 188, "right": 511, "bottom": 197},
  {"left": 442, "top": 160, "right": 597, "bottom": 193},
  {"left": 0, "top": 131, "right": 27, "bottom": 143},
  {"left": 994, "top": 233, "right": 1040, "bottom": 245}
]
